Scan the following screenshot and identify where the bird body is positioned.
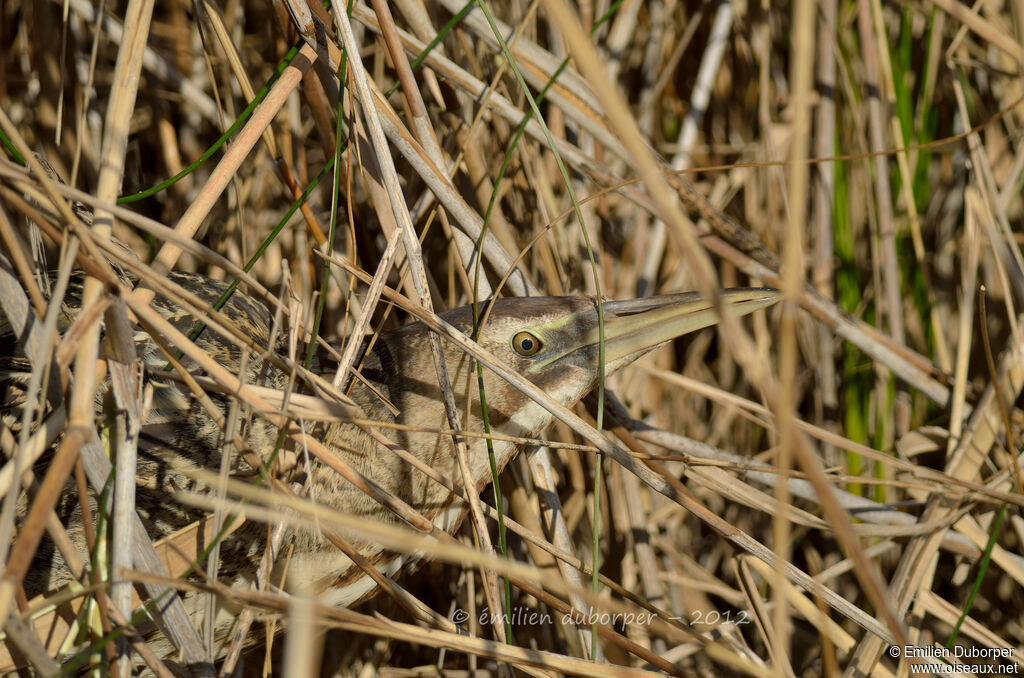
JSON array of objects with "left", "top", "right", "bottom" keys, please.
[{"left": 2, "top": 271, "right": 779, "bottom": 665}]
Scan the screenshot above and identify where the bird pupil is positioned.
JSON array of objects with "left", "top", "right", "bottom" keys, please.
[{"left": 521, "top": 337, "right": 533, "bottom": 350}]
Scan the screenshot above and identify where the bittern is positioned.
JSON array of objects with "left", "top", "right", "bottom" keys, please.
[{"left": 2, "top": 271, "right": 779, "bottom": 665}]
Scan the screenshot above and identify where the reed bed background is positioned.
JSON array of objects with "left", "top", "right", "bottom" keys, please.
[{"left": 1, "top": 0, "right": 1023, "bottom": 675}]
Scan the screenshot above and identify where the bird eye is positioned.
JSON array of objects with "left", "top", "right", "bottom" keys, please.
[{"left": 512, "top": 331, "right": 542, "bottom": 356}]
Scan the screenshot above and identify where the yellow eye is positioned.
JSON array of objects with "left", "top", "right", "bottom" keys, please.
[{"left": 512, "top": 331, "right": 542, "bottom": 356}]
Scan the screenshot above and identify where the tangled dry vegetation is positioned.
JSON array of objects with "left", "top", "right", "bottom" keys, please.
[{"left": 2, "top": 0, "right": 1024, "bottom": 676}]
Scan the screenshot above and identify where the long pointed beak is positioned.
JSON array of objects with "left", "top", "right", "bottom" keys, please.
[{"left": 590, "top": 288, "right": 781, "bottom": 366}]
